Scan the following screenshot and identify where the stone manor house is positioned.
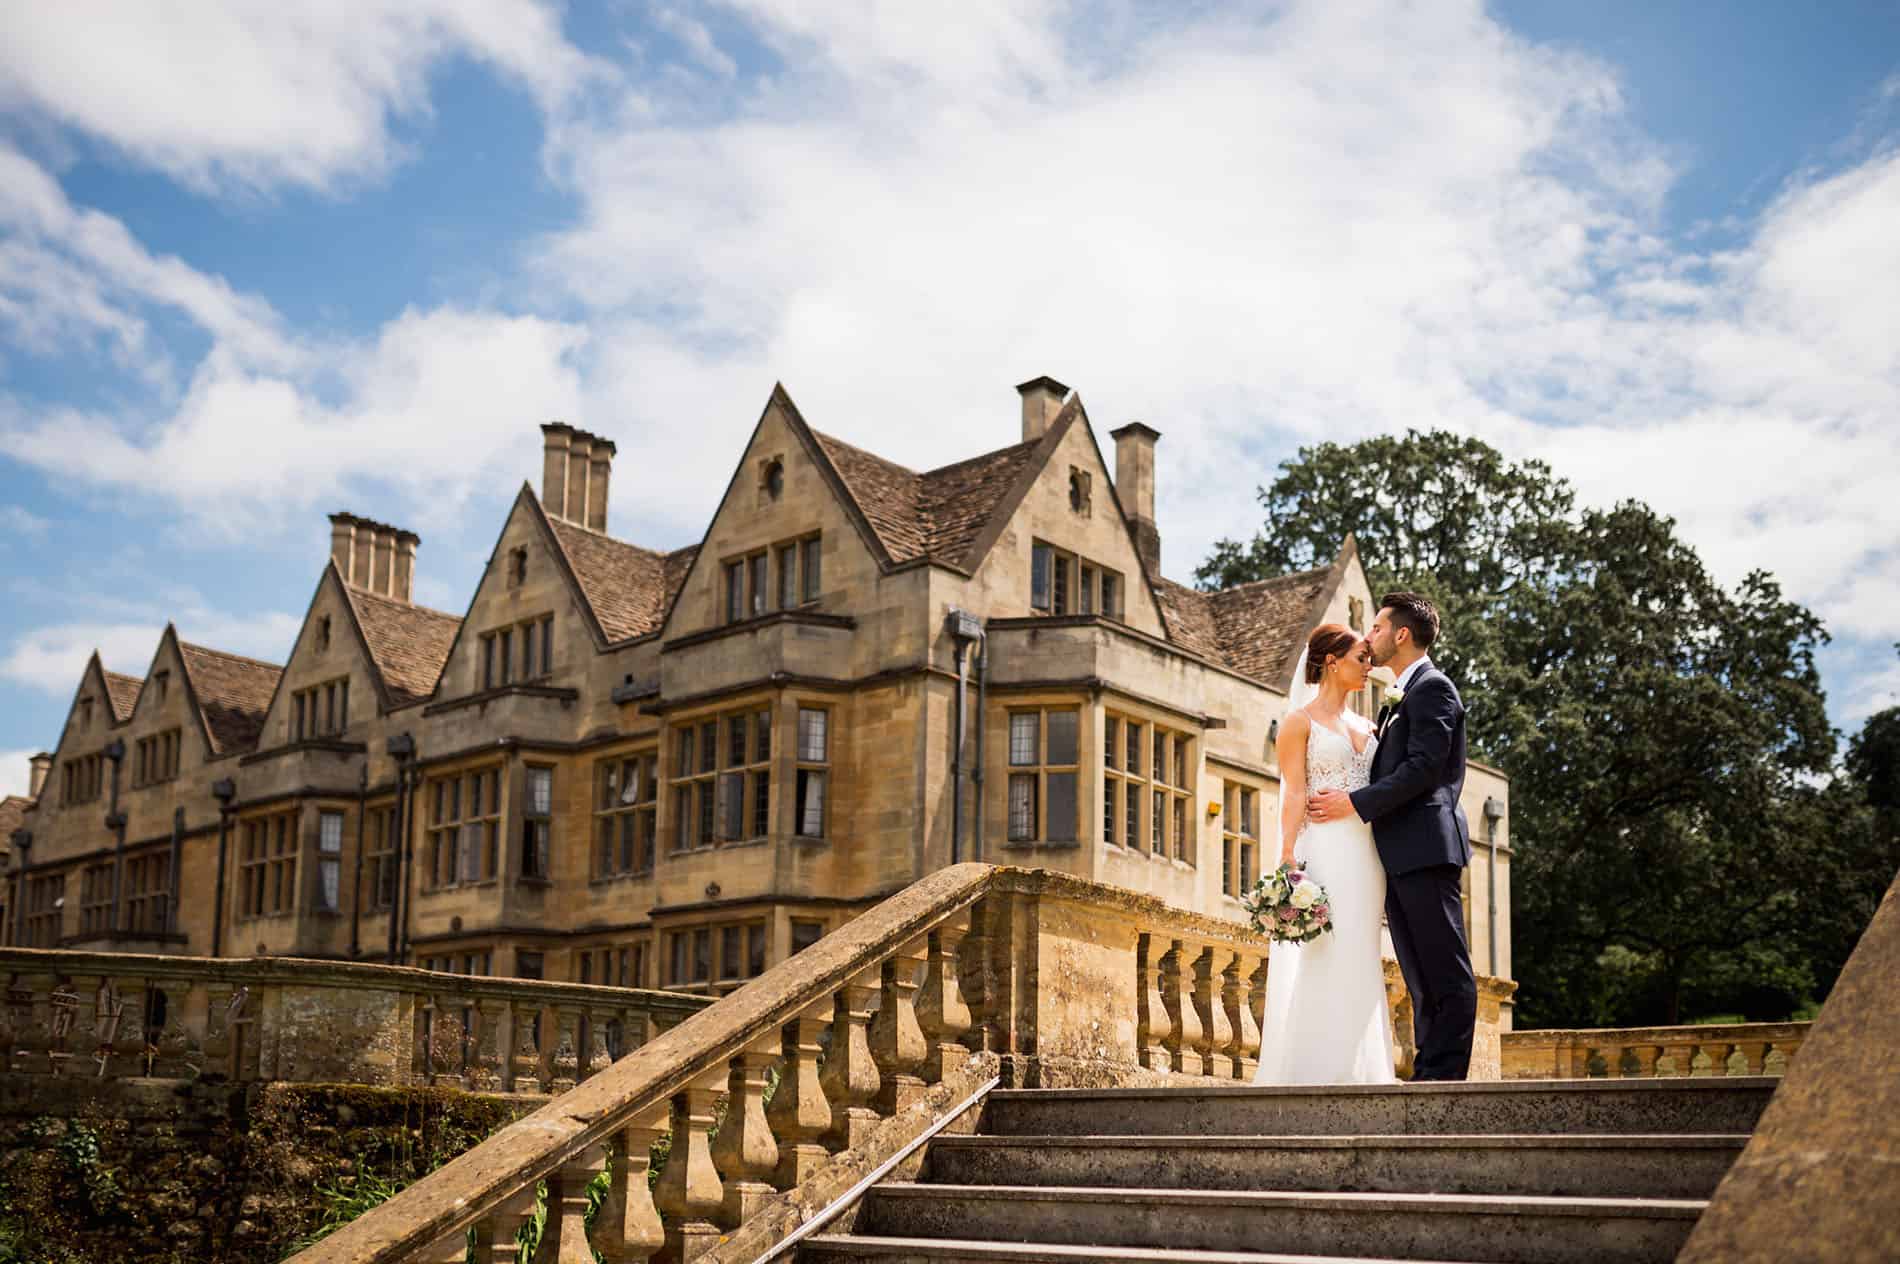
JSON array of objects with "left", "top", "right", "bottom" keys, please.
[{"left": 2, "top": 378, "right": 1511, "bottom": 1009}]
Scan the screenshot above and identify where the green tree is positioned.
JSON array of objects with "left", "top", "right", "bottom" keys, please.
[{"left": 1203, "top": 433, "right": 1843, "bottom": 1026}]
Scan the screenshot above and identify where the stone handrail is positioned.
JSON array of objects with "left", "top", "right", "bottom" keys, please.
[
  {"left": 280, "top": 863, "right": 1326, "bottom": 1263},
  {"left": 0, "top": 947, "right": 710, "bottom": 1089},
  {"left": 1501, "top": 1021, "right": 1809, "bottom": 1080}
]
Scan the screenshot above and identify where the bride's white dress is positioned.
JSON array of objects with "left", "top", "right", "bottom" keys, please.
[{"left": 1253, "top": 721, "right": 1399, "bottom": 1085}]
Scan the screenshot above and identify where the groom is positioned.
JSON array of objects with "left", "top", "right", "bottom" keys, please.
[{"left": 1309, "top": 592, "right": 1476, "bottom": 1081}]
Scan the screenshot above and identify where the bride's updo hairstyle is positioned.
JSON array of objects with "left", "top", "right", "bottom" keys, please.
[{"left": 1305, "top": 623, "right": 1359, "bottom": 684}]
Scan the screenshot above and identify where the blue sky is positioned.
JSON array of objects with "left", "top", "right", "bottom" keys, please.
[{"left": 2, "top": 1, "right": 1897, "bottom": 795}]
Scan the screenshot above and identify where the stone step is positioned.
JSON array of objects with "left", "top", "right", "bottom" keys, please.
[
  {"left": 923, "top": 1133, "right": 1747, "bottom": 1199},
  {"left": 983, "top": 1079, "right": 1776, "bottom": 1139},
  {"left": 798, "top": 1235, "right": 1479, "bottom": 1263},
  {"left": 856, "top": 1183, "right": 1706, "bottom": 1264}
]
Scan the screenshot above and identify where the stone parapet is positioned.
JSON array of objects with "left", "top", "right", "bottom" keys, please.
[
  {"left": 1501, "top": 1020, "right": 1809, "bottom": 1080},
  {"left": 277, "top": 863, "right": 1516, "bottom": 1264},
  {"left": 0, "top": 947, "right": 709, "bottom": 1088}
]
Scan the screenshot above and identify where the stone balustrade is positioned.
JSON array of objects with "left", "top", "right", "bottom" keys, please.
[
  {"left": 1501, "top": 1021, "right": 1810, "bottom": 1080},
  {"left": 0, "top": 947, "right": 710, "bottom": 1089},
  {"left": 280, "top": 863, "right": 1518, "bottom": 1264}
]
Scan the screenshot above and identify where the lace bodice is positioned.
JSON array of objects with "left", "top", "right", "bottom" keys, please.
[{"left": 1305, "top": 720, "right": 1376, "bottom": 794}]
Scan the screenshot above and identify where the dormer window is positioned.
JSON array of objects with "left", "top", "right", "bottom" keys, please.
[{"left": 293, "top": 677, "right": 351, "bottom": 740}]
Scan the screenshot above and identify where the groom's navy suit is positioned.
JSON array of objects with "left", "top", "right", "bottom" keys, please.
[{"left": 1349, "top": 661, "right": 1477, "bottom": 1081}]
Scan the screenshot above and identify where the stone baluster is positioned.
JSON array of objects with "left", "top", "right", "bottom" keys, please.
[
  {"left": 111, "top": 976, "right": 151, "bottom": 1077},
  {"left": 1763, "top": 1043, "right": 1790, "bottom": 1076},
  {"left": 1223, "top": 951, "right": 1260, "bottom": 1080},
  {"left": 957, "top": 897, "right": 996, "bottom": 1055},
  {"left": 1731, "top": 1039, "right": 1768, "bottom": 1076},
  {"left": 513, "top": 1004, "right": 543, "bottom": 1092},
  {"left": 1695, "top": 1041, "right": 1732, "bottom": 1078},
  {"left": 712, "top": 1033, "right": 781, "bottom": 1226},
  {"left": 871, "top": 938, "right": 928, "bottom": 1112},
  {"left": 539, "top": 1143, "right": 608, "bottom": 1263},
  {"left": 1, "top": 975, "right": 33, "bottom": 1072},
  {"left": 600, "top": 1102, "right": 676, "bottom": 1262},
  {"left": 1191, "top": 947, "right": 1232, "bottom": 1079},
  {"left": 1660, "top": 1039, "right": 1697, "bottom": 1077},
  {"left": 47, "top": 977, "right": 82, "bottom": 1076},
  {"left": 655, "top": 1065, "right": 727, "bottom": 1262},
  {"left": 429, "top": 993, "right": 461, "bottom": 1085},
  {"left": 473, "top": 1184, "right": 541, "bottom": 1263},
  {"left": 1629, "top": 1043, "right": 1662, "bottom": 1077},
  {"left": 215, "top": 984, "right": 258, "bottom": 1081},
  {"left": 584, "top": 1008, "right": 615, "bottom": 1080},
  {"left": 917, "top": 915, "right": 973, "bottom": 1083},
  {"left": 466, "top": 998, "right": 504, "bottom": 1091},
  {"left": 1135, "top": 933, "right": 1169, "bottom": 1072},
  {"left": 87, "top": 975, "right": 131, "bottom": 1078},
  {"left": 767, "top": 1006, "right": 833, "bottom": 1189},
  {"left": 593, "top": 1103, "right": 669, "bottom": 1263},
  {"left": 1160, "top": 940, "right": 1203, "bottom": 1077},
  {"left": 160, "top": 982, "right": 210, "bottom": 1080},
  {"left": 550, "top": 1008, "right": 581, "bottom": 1093},
  {"left": 821, "top": 967, "right": 883, "bottom": 1151}
]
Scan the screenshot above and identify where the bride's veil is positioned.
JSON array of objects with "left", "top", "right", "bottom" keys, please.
[{"left": 1278, "top": 643, "right": 1318, "bottom": 839}]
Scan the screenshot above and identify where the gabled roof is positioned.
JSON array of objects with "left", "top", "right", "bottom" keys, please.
[
  {"left": 546, "top": 514, "right": 699, "bottom": 644},
  {"left": 811, "top": 430, "right": 1046, "bottom": 571},
  {"left": 1152, "top": 566, "right": 1334, "bottom": 688},
  {"left": 342, "top": 582, "right": 462, "bottom": 707},
  {"left": 177, "top": 642, "right": 283, "bottom": 755},
  {"left": 103, "top": 671, "right": 143, "bottom": 722}
]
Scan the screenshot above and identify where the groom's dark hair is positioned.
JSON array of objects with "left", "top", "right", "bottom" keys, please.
[{"left": 1379, "top": 591, "right": 1440, "bottom": 650}]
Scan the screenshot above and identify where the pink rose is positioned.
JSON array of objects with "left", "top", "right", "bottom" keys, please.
[{"left": 1278, "top": 907, "right": 1296, "bottom": 921}]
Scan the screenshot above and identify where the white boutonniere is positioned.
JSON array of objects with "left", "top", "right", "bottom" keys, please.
[{"left": 1382, "top": 685, "right": 1406, "bottom": 708}]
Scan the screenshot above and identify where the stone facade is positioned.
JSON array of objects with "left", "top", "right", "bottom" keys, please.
[{"left": 3, "top": 378, "right": 1511, "bottom": 1013}]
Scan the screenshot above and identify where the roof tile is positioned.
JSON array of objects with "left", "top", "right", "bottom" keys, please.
[
  {"left": 1152, "top": 568, "right": 1332, "bottom": 687},
  {"left": 813, "top": 430, "right": 1041, "bottom": 570},
  {"left": 548, "top": 517, "right": 697, "bottom": 643},
  {"left": 0, "top": 794, "right": 30, "bottom": 840},
  {"left": 178, "top": 643, "right": 284, "bottom": 755},
  {"left": 103, "top": 671, "right": 143, "bottom": 722},
  {"left": 346, "top": 586, "right": 461, "bottom": 707}
]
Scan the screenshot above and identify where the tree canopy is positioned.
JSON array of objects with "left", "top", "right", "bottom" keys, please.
[{"left": 1202, "top": 431, "right": 1896, "bottom": 1026}]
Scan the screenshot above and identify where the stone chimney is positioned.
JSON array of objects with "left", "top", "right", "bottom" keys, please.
[
  {"left": 28, "top": 752, "right": 51, "bottom": 800},
  {"left": 1017, "top": 376, "right": 1071, "bottom": 443},
  {"left": 540, "top": 421, "right": 617, "bottom": 529},
  {"left": 1110, "top": 422, "right": 1162, "bottom": 576},
  {"left": 327, "top": 512, "right": 420, "bottom": 603}
]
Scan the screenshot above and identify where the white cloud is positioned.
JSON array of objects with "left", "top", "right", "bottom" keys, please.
[
  {"left": 1838, "top": 652, "right": 1900, "bottom": 728},
  {"left": 0, "top": 747, "right": 38, "bottom": 798},
  {"left": 0, "top": 1, "right": 605, "bottom": 195},
  {"left": 2, "top": 0, "right": 1897, "bottom": 729},
  {"left": 1, "top": 612, "right": 302, "bottom": 698}
]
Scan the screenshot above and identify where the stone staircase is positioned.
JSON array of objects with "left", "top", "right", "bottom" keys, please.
[{"left": 798, "top": 1077, "right": 1777, "bottom": 1264}]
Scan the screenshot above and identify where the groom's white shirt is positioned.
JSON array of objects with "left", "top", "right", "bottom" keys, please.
[{"left": 1395, "top": 655, "right": 1434, "bottom": 694}]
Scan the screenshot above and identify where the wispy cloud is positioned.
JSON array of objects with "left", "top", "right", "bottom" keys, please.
[{"left": 0, "top": 1, "right": 607, "bottom": 196}]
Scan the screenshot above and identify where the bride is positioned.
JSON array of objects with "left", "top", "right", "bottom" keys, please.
[{"left": 1253, "top": 623, "right": 1398, "bottom": 1085}]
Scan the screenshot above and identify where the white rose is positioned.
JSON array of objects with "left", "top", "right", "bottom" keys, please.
[{"left": 1290, "top": 883, "right": 1319, "bottom": 909}]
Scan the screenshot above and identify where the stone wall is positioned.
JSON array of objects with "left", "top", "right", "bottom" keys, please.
[{"left": 0, "top": 1076, "right": 531, "bottom": 1264}]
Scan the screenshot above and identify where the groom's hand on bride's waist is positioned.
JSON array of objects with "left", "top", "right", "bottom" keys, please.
[{"left": 1308, "top": 789, "right": 1361, "bottom": 823}]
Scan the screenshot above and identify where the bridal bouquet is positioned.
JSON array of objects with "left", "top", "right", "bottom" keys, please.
[{"left": 1243, "top": 862, "right": 1333, "bottom": 943}]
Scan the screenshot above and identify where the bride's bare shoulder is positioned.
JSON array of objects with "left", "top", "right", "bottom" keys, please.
[{"left": 1280, "top": 709, "right": 1313, "bottom": 735}]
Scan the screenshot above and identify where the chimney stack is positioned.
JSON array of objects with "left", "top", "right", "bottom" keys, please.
[
  {"left": 539, "top": 420, "right": 617, "bottom": 529},
  {"left": 27, "top": 752, "right": 51, "bottom": 800},
  {"left": 327, "top": 512, "right": 420, "bottom": 603},
  {"left": 1110, "top": 422, "right": 1162, "bottom": 576},
  {"left": 1017, "top": 376, "right": 1070, "bottom": 443}
]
